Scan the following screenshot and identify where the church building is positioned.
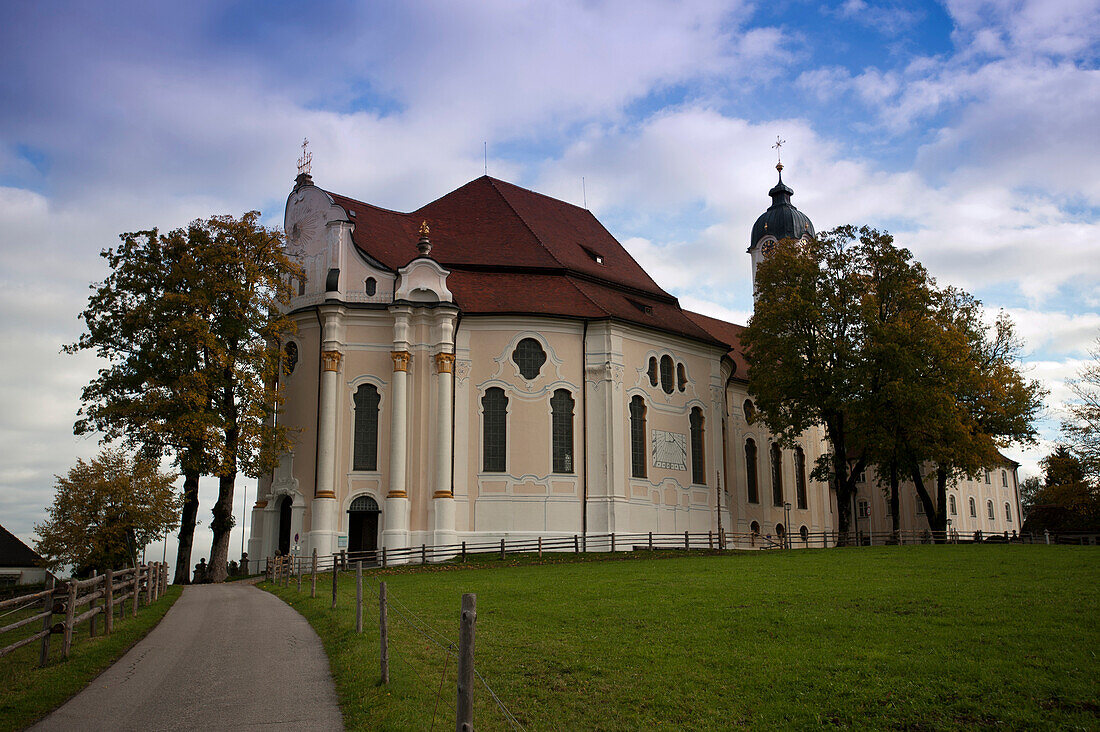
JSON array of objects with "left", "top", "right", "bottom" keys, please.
[{"left": 248, "top": 159, "right": 1019, "bottom": 561}]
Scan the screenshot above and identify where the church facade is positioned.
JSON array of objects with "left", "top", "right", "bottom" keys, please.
[{"left": 247, "top": 164, "right": 1018, "bottom": 561}]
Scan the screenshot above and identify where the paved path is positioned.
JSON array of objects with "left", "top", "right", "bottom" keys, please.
[{"left": 32, "top": 583, "right": 344, "bottom": 731}]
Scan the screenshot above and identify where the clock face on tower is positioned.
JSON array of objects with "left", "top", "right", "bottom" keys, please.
[
  {"left": 761, "top": 239, "right": 775, "bottom": 256},
  {"left": 652, "top": 430, "right": 688, "bottom": 471}
]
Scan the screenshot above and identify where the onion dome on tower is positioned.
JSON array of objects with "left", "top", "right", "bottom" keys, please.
[{"left": 749, "top": 162, "right": 815, "bottom": 252}]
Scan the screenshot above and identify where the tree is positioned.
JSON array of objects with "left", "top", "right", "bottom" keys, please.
[
  {"left": 1062, "top": 336, "right": 1100, "bottom": 481},
  {"left": 187, "top": 212, "right": 299, "bottom": 582},
  {"left": 34, "top": 449, "right": 180, "bottom": 575},
  {"left": 68, "top": 227, "right": 222, "bottom": 584},
  {"left": 1020, "top": 446, "right": 1100, "bottom": 532},
  {"left": 742, "top": 226, "right": 875, "bottom": 541},
  {"left": 744, "top": 226, "right": 1044, "bottom": 542}
]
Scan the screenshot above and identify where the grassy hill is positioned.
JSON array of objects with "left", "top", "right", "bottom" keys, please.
[{"left": 265, "top": 546, "right": 1098, "bottom": 731}]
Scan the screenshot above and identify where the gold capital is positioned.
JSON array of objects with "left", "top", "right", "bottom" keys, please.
[
  {"left": 321, "top": 350, "right": 342, "bottom": 372},
  {"left": 391, "top": 350, "right": 411, "bottom": 372},
  {"left": 435, "top": 352, "right": 455, "bottom": 373}
]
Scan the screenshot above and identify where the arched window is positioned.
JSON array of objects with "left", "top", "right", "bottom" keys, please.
[
  {"left": 647, "top": 357, "right": 658, "bottom": 387},
  {"left": 283, "top": 341, "right": 299, "bottom": 375},
  {"left": 551, "top": 389, "right": 575, "bottom": 474},
  {"left": 659, "top": 355, "right": 674, "bottom": 394},
  {"left": 770, "top": 443, "right": 783, "bottom": 506},
  {"left": 750, "top": 520, "right": 760, "bottom": 535},
  {"left": 745, "top": 439, "right": 759, "bottom": 503},
  {"left": 689, "top": 407, "right": 705, "bottom": 485},
  {"left": 629, "top": 396, "right": 647, "bottom": 478},
  {"left": 353, "top": 384, "right": 380, "bottom": 470},
  {"left": 1001, "top": 470, "right": 1008, "bottom": 486},
  {"left": 799, "top": 525, "right": 809, "bottom": 542},
  {"left": 676, "top": 363, "right": 687, "bottom": 392},
  {"left": 949, "top": 495, "right": 957, "bottom": 516},
  {"left": 969, "top": 497, "right": 976, "bottom": 517},
  {"left": 482, "top": 388, "right": 507, "bottom": 472},
  {"left": 512, "top": 338, "right": 546, "bottom": 379},
  {"left": 775, "top": 523, "right": 786, "bottom": 538},
  {"left": 794, "top": 446, "right": 808, "bottom": 510},
  {"left": 298, "top": 277, "right": 306, "bottom": 296},
  {"left": 1005, "top": 502, "right": 1012, "bottom": 522},
  {"left": 916, "top": 495, "right": 926, "bottom": 515},
  {"left": 985, "top": 471, "right": 991, "bottom": 484},
  {"left": 349, "top": 495, "right": 379, "bottom": 512},
  {"left": 986, "top": 500, "right": 994, "bottom": 520},
  {"left": 364, "top": 277, "right": 377, "bottom": 296},
  {"left": 743, "top": 399, "right": 756, "bottom": 424}
]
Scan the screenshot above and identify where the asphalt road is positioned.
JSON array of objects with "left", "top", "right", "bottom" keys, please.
[{"left": 32, "top": 582, "right": 344, "bottom": 731}]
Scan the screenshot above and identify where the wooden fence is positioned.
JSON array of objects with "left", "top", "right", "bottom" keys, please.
[{"left": 0, "top": 562, "right": 169, "bottom": 667}]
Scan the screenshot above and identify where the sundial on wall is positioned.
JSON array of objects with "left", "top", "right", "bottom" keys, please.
[
  {"left": 652, "top": 430, "right": 687, "bottom": 471},
  {"left": 288, "top": 207, "right": 322, "bottom": 247}
]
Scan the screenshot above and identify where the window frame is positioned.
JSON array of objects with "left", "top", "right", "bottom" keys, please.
[
  {"left": 352, "top": 383, "right": 381, "bottom": 471},
  {"left": 550, "top": 389, "right": 575, "bottom": 474},
  {"left": 481, "top": 387, "right": 509, "bottom": 473},
  {"left": 745, "top": 438, "right": 759, "bottom": 504},
  {"left": 512, "top": 338, "right": 546, "bottom": 380},
  {"left": 689, "top": 407, "right": 706, "bottom": 486},
  {"left": 770, "top": 443, "right": 784, "bottom": 507},
  {"left": 794, "top": 446, "right": 808, "bottom": 510},
  {"left": 629, "top": 395, "right": 647, "bottom": 479}
]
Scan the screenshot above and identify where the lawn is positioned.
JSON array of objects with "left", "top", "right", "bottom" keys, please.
[
  {"left": 0, "top": 585, "right": 181, "bottom": 732},
  {"left": 264, "top": 546, "right": 1098, "bottom": 731}
]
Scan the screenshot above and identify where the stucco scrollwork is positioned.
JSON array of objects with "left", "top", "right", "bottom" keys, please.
[{"left": 455, "top": 360, "right": 472, "bottom": 386}]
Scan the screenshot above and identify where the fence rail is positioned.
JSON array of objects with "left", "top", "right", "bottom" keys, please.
[{"left": 0, "top": 562, "right": 169, "bottom": 668}]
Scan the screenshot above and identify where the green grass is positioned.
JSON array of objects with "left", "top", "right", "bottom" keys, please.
[
  {"left": 265, "top": 546, "right": 1099, "bottom": 731},
  {"left": 0, "top": 586, "right": 182, "bottom": 731}
]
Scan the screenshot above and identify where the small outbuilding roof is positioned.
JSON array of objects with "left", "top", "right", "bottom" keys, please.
[{"left": 0, "top": 524, "right": 44, "bottom": 568}]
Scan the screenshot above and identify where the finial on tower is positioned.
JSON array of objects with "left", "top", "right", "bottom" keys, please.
[
  {"left": 294, "top": 137, "right": 314, "bottom": 190},
  {"left": 772, "top": 135, "right": 786, "bottom": 174},
  {"left": 417, "top": 221, "right": 432, "bottom": 256}
]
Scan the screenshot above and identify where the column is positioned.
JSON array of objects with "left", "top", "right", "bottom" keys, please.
[
  {"left": 383, "top": 349, "right": 411, "bottom": 551},
  {"left": 432, "top": 352, "right": 457, "bottom": 550},
  {"left": 310, "top": 349, "right": 341, "bottom": 555}
]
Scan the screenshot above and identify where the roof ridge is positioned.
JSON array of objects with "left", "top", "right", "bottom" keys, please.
[
  {"left": 325, "top": 189, "right": 411, "bottom": 218},
  {"left": 562, "top": 274, "right": 612, "bottom": 318},
  {"left": 486, "top": 177, "right": 570, "bottom": 271}
]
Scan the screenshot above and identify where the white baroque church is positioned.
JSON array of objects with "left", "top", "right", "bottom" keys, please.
[{"left": 248, "top": 162, "right": 1022, "bottom": 561}]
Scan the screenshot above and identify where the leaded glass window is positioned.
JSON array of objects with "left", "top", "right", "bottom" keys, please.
[
  {"left": 677, "top": 363, "right": 687, "bottom": 392},
  {"left": 745, "top": 439, "right": 759, "bottom": 503},
  {"left": 551, "top": 389, "right": 575, "bottom": 474},
  {"left": 795, "top": 446, "right": 808, "bottom": 510},
  {"left": 629, "top": 396, "right": 647, "bottom": 478},
  {"left": 689, "top": 407, "right": 705, "bottom": 485},
  {"left": 647, "top": 357, "right": 658, "bottom": 387},
  {"left": 353, "top": 384, "right": 380, "bottom": 470},
  {"left": 659, "top": 355, "right": 674, "bottom": 394},
  {"left": 482, "top": 388, "right": 507, "bottom": 472},
  {"left": 771, "top": 443, "right": 784, "bottom": 506},
  {"left": 512, "top": 338, "right": 546, "bottom": 380}
]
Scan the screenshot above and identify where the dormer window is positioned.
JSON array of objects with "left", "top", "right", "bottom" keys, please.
[
  {"left": 581, "top": 246, "right": 604, "bottom": 264},
  {"left": 628, "top": 299, "right": 653, "bottom": 315},
  {"left": 365, "top": 277, "right": 377, "bottom": 296}
]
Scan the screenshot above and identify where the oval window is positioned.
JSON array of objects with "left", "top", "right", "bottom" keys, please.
[
  {"left": 365, "top": 277, "right": 377, "bottom": 296},
  {"left": 659, "top": 355, "right": 674, "bottom": 394},
  {"left": 512, "top": 338, "right": 546, "bottom": 380}
]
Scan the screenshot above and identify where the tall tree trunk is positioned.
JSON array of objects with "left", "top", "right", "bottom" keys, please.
[
  {"left": 826, "top": 414, "right": 862, "bottom": 545},
  {"left": 174, "top": 468, "right": 201, "bottom": 584},
  {"left": 208, "top": 371, "right": 239, "bottom": 583},
  {"left": 908, "top": 460, "right": 948, "bottom": 543}
]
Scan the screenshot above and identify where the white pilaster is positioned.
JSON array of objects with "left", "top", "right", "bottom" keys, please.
[
  {"left": 384, "top": 307, "right": 413, "bottom": 553},
  {"left": 432, "top": 350, "right": 457, "bottom": 551}
]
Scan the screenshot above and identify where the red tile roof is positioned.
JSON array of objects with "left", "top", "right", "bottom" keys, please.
[
  {"left": 683, "top": 310, "right": 749, "bottom": 379},
  {"left": 325, "top": 176, "right": 735, "bottom": 349}
]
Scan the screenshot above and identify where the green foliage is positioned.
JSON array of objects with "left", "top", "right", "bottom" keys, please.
[
  {"left": 33, "top": 449, "right": 180, "bottom": 574},
  {"left": 267, "top": 548, "right": 1098, "bottom": 730},
  {"left": 1021, "top": 446, "right": 1100, "bottom": 532},
  {"left": 743, "top": 226, "right": 1045, "bottom": 537}
]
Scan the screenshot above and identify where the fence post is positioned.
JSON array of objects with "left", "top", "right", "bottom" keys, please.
[
  {"left": 460, "top": 542, "right": 465, "bottom": 563},
  {"left": 105, "top": 568, "right": 114, "bottom": 635},
  {"left": 145, "top": 565, "right": 153, "bottom": 605},
  {"left": 331, "top": 555, "right": 339, "bottom": 610},
  {"left": 649, "top": 532, "right": 653, "bottom": 551},
  {"left": 39, "top": 575, "right": 55, "bottom": 667},
  {"left": 297, "top": 557, "right": 302, "bottom": 592},
  {"left": 341, "top": 549, "right": 347, "bottom": 570},
  {"left": 356, "top": 561, "right": 363, "bottom": 634},
  {"left": 131, "top": 567, "right": 139, "bottom": 617},
  {"left": 500, "top": 538, "right": 505, "bottom": 561},
  {"left": 611, "top": 533, "right": 615, "bottom": 552},
  {"left": 574, "top": 534, "right": 579, "bottom": 553},
  {"left": 89, "top": 573, "right": 99, "bottom": 638},
  {"left": 456, "top": 593, "right": 477, "bottom": 732},
  {"left": 62, "top": 579, "right": 77, "bottom": 659},
  {"left": 708, "top": 531, "right": 713, "bottom": 549},
  {"left": 153, "top": 564, "right": 160, "bottom": 602},
  {"left": 538, "top": 536, "right": 542, "bottom": 558},
  {"left": 422, "top": 544, "right": 427, "bottom": 565},
  {"left": 684, "top": 531, "right": 689, "bottom": 550},
  {"left": 380, "top": 581, "right": 389, "bottom": 684},
  {"left": 311, "top": 549, "right": 318, "bottom": 598},
  {"left": 382, "top": 546, "right": 388, "bottom": 568},
  {"left": 1044, "top": 529, "right": 1050, "bottom": 545}
]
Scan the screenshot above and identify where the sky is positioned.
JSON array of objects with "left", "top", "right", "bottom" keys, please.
[{"left": 1, "top": 0, "right": 1097, "bottom": 574}]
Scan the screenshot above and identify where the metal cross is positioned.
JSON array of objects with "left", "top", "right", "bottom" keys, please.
[
  {"left": 297, "top": 137, "right": 312, "bottom": 175},
  {"left": 772, "top": 135, "right": 785, "bottom": 164}
]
